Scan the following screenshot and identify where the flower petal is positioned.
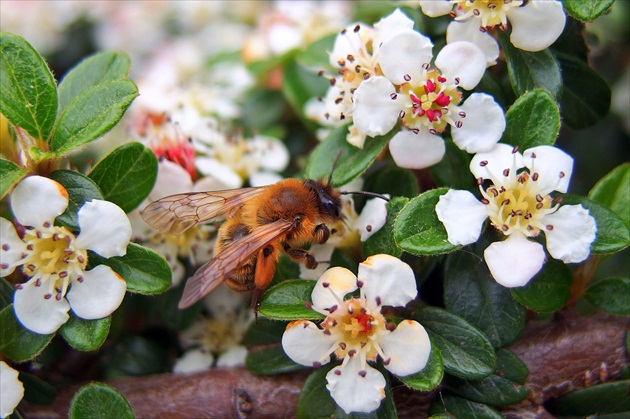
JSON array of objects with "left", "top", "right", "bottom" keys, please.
[
  {"left": 419, "top": 0, "right": 454, "bottom": 17},
  {"left": 0, "top": 361, "right": 24, "bottom": 418},
  {"left": 312, "top": 267, "right": 358, "bottom": 311},
  {"left": 435, "top": 41, "right": 486, "bottom": 90},
  {"left": 300, "top": 242, "right": 335, "bottom": 280},
  {"left": 523, "top": 145, "right": 574, "bottom": 193},
  {"left": 507, "top": 0, "right": 566, "bottom": 52},
  {"left": 484, "top": 233, "right": 546, "bottom": 287},
  {"left": 380, "top": 320, "right": 431, "bottom": 376},
  {"left": 355, "top": 196, "right": 389, "bottom": 241},
  {"left": 195, "top": 157, "right": 244, "bottom": 189},
  {"left": 216, "top": 345, "right": 248, "bottom": 368},
  {"left": 543, "top": 205, "right": 597, "bottom": 263},
  {"left": 13, "top": 279, "right": 70, "bottom": 334},
  {"left": 150, "top": 160, "right": 193, "bottom": 200},
  {"left": 173, "top": 349, "right": 214, "bottom": 374},
  {"left": 389, "top": 129, "right": 446, "bottom": 169},
  {"left": 379, "top": 29, "right": 434, "bottom": 85},
  {"left": 326, "top": 357, "right": 386, "bottom": 414},
  {"left": 66, "top": 265, "right": 126, "bottom": 320},
  {"left": 373, "top": 8, "right": 415, "bottom": 47},
  {"left": 329, "top": 23, "right": 374, "bottom": 68},
  {"left": 446, "top": 20, "right": 499, "bottom": 67},
  {"left": 248, "top": 171, "right": 283, "bottom": 187},
  {"left": 282, "top": 320, "right": 336, "bottom": 367},
  {"left": 358, "top": 254, "right": 416, "bottom": 307},
  {"left": 470, "top": 143, "right": 524, "bottom": 183},
  {"left": 249, "top": 136, "right": 289, "bottom": 172},
  {"left": 436, "top": 189, "right": 488, "bottom": 246},
  {"left": 451, "top": 93, "right": 505, "bottom": 153},
  {"left": 75, "top": 200, "right": 131, "bottom": 258},
  {"left": 352, "top": 76, "right": 400, "bottom": 137},
  {"left": 11, "top": 176, "right": 68, "bottom": 228},
  {"left": 0, "top": 218, "right": 26, "bottom": 277}
]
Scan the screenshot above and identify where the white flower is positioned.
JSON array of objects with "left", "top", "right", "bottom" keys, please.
[
  {"left": 0, "top": 362, "right": 24, "bottom": 418},
  {"left": 436, "top": 144, "right": 597, "bottom": 287},
  {"left": 420, "top": 0, "right": 566, "bottom": 54},
  {"left": 1, "top": 176, "right": 130, "bottom": 334},
  {"left": 353, "top": 36, "right": 505, "bottom": 168},
  {"left": 283, "top": 255, "right": 431, "bottom": 414}
]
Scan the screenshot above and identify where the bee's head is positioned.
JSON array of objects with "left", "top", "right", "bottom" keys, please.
[{"left": 304, "top": 179, "right": 342, "bottom": 220}]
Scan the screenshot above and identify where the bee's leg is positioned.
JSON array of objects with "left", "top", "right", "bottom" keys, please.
[
  {"left": 252, "top": 243, "right": 281, "bottom": 316},
  {"left": 312, "top": 223, "right": 330, "bottom": 244},
  {"left": 283, "top": 244, "right": 318, "bottom": 269}
]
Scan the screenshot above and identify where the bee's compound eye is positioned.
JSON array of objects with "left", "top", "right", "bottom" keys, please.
[{"left": 323, "top": 199, "right": 340, "bottom": 218}]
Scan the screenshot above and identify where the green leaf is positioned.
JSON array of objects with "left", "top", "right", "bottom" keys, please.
[
  {"left": 294, "top": 33, "right": 335, "bottom": 69},
  {"left": 415, "top": 306, "right": 496, "bottom": 379},
  {"left": 305, "top": 125, "right": 393, "bottom": 186},
  {"left": 585, "top": 277, "right": 630, "bottom": 315},
  {"left": 243, "top": 318, "right": 287, "bottom": 345},
  {"left": 49, "top": 170, "right": 104, "bottom": 230},
  {"left": 500, "top": 89, "right": 560, "bottom": 149},
  {"left": 563, "top": 0, "right": 615, "bottom": 22},
  {"left": 442, "top": 372, "right": 530, "bottom": 407},
  {"left": 297, "top": 364, "right": 339, "bottom": 419},
  {"left": 363, "top": 197, "right": 407, "bottom": 258},
  {"left": 87, "top": 142, "right": 158, "bottom": 212},
  {"left": 444, "top": 245, "right": 526, "bottom": 348},
  {"left": 366, "top": 165, "right": 419, "bottom": 199},
  {"left": 0, "top": 305, "right": 54, "bottom": 362},
  {"left": 394, "top": 188, "right": 459, "bottom": 255},
  {"left": 397, "top": 339, "right": 444, "bottom": 391},
  {"left": 561, "top": 194, "right": 630, "bottom": 254},
  {"left": 494, "top": 348, "right": 529, "bottom": 385},
  {"left": 68, "top": 382, "right": 134, "bottom": 419},
  {"left": 88, "top": 243, "right": 171, "bottom": 295},
  {"left": 430, "top": 138, "right": 476, "bottom": 190},
  {"left": 430, "top": 394, "right": 503, "bottom": 419},
  {"left": 281, "top": 59, "right": 329, "bottom": 120},
  {"left": 0, "top": 158, "right": 26, "bottom": 200},
  {"left": 59, "top": 314, "right": 111, "bottom": 351},
  {"left": 511, "top": 258, "right": 572, "bottom": 313},
  {"left": 0, "top": 278, "right": 14, "bottom": 310},
  {"left": 499, "top": 32, "right": 562, "bottom": 98},
  {"left": 58, "top": 51, "right": 131, "bottom": 111},
  {"left": 246, "top": 344, "right": 306, "bottom": 375},
  {"left": 19, "top": 371, "right": 57, "bottom": 405},
  {"left": 589, "top": 163, "right": 630, "bottom": 229},
  {"left": 258, "top": 280, "right": 324, "bottom": 321},
  {"left": 0, "top": 31, "right": 57, "bottom": 141},
  {"left": 545, "top": 380, "right": 630, "bottom": 416},
  {"left": 50, "top": 79, "right": 138, "bottom": 155}
]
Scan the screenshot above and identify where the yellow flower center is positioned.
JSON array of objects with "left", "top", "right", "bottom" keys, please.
[{"left": 453, "top": 0, "right": 524, "bottom": 29}]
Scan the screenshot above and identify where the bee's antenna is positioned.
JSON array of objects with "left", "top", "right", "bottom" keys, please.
[
  {"left": 328, "top": 149, "right": 343, "bottom": 186},
  {"left": 341, "top": 191, "right": 390, "bottom": 201}
]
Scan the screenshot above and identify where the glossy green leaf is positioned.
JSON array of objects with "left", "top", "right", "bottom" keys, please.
[
  {"left": 415, "top": 306, "right": 496, "bottom": 379},
  {"left": 88, "top": 243, "right": 171, "bottom": 295},
  {"left": 442, "top": 373, "right": 530, "bottom": 407},
  {"left": 245, "top": 344, "right": 306, "bottom": 375},
  {"left": 397, "top": 339, "right": 444, "bottom": 391},
  {"left": 494, "top": 348, "right": 529, "bottom": 385},
  {"left": 563, "top": 0, "right": 615, "bottom": 22},
  {"left": 0, "top": 305, "right": 54, "bottom": 362},
  {"left": 258, "top": 279, "right": 324, "bottom": 321},
  {"left": 430, "top": 394, "right": 503, "bottom": 419},
  {"left": 430, "top": 138, "right": 476, "bottom": 190},
  {"left": 58, "top": 51, "right": 131, "bottom": 111},
  {"left": 0, "top": 278, "right": 13, "bottom": 310},
  {"left": 501, "top": 89, "right": 560, "bottom": 149},
  {"left": 243, "top": 318, "right": 287, "bottom": 346},
  {"left": 366, "top": 165, "right": 419, "bottom": 199},
  {"left": 50, "top": 79, "right": 138, "bottom": 155},
  {"left": 394, "top": 188, "right": 459, "bottom": 255},
  {"left": 19, "top": 371, "right": 56, "bottom": 405},
  {"left": 0, "top": 31, "right": 57, "bottom": 141},
  {"left": 59, "top": 314, "right": 111, "bottom": 351},
  {"left": 281, "top": 59, "right": 328, "bottom": 120},
  {"left": 589, "top": 163, "right": 630, "bottom": 228},
  {"left": 296, "top": 364, "right": 339, "bottom": 419},
  {"left": 0, "top": 158, "right": 26, "bottom": 200},
  {"left": 87, "top": 142, "right": 158, "bottom": 212},
  {"left": 305, "top": 125, "right": 393, "bottom": 186},
  {"left": 49, "top": 170, "right": 104, "bottom": 230},
  {"left": 68, "top": 382, "right": 134, "bottom": 419},
  {"left": 561, "top": 194, "right": 630, "bottom": 254},
  {"left": 363, "top": 197, "right": 407, "bottom": 258},
  {"left": 544, "top": 380, "right": 630, "bottom": 416},
  {"left": 511, "top": 258, "right": 572, "bottom": 313},
  {"left": 585, "top": 277, "right": 630, "bottom": 315}
]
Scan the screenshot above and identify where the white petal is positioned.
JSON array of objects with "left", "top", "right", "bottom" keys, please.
[
  {"left": 11, "top": 176, "right": 68, "bottom": 228},
  {"left": 358, "top": 254, "right": 416, "bottom": 307},
  {"left": 346, "top": 125, "right": 367, "bottom": 148},
  {"left": 419, "top": 0, "right": 454, "bottom": 17},
  {"left": 194, "top": 158, "right": 244, "bottom": 189},
  {"left": 451, "top": 93, "right": 505, "bottom": 153},
  {"left": 373, "top": 8, "right": 415, "bottom": 47},
  {"left": 216, "top": 345, "right": 248, "bottom": 368},
  {"left": 150, "top": 160, "right": 193, "bottom": 200},
  {"left": 13, "top": 279, "right": 70, "bottom": 334},
  {"left": 249, "top": 136, "right": 290, "bottom": 172},
  {"left": 0, "top": 218, "right": 27, "bottom": 277},
  {"left": 435, "top": 41, "right": 486, "bottom": 90},
  {"left": 299, "top": 243, "right": 335, "bottom": 280},
  {"left": 353, "top": 76, "right": 401, "bottom": 137},
  {"left": 380, "top": 320, "right": 431, "bottom": 376},
  {"left": 282, "top": 320, "right": 336, "bottom": 367},
  {"left": 329, "top": 23, "right": 374, "bottom": 68},
  {"left": 436, "top": 189, "right": 488, "bottom": 246},
  {"left": 173, "top": 349, "right": 214, "bottom": 374},
  {"left": 544, "top": 205, "right": 597, "bottom": 263},
  {"left": 507, "top": 0, "right": 566, "bottom": 52},
  {"left": 379, "top": 30, "right": 434, "bottom": 85},
  {"left": 523, "top": 146, "right": 573, "bottom": 193},
  {"left": 446, "top": 20, "right": 499, "bottom": 67},
  {"left": 312, "top": 267, "right": 358, "bottom": 311},
  {"left": 248, "top": 171, "right": 283, "bottom": 187},
  {"left": 66, "top": 265, "right": 126, "bottom": 319},
  {"left": 0, "top": 361, "right": 24, "bottom": 418},
  {"left": 470, "top": 143, "right": 524, "bottom": 183},
  {"left": 484, "top": 233, "right": 545, "bottom": 287},
  {"left": 326, "top": 357, "right": 386, "bottom": 414},
  {"left": 355, "top": 196, "right": 389, "bottom": 241},
  {"left": 389, "top": 129, "right": 446, "bottom": 169},
  {"left": 75, "top": 200, "right": 131, "bottom": 258}
]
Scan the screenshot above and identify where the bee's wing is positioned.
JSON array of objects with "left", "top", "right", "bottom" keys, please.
[
  {"left": 178, "top": 218, "right": 295, "bottom": 309},
  {"left": 141, "top": 187, "right": 264, "bottom": 235}
]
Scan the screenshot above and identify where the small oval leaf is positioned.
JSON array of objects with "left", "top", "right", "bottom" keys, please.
[
  {"left": 501, "top": 89, "right": 560, "bottom": 149},
  {"left": 511, "top": 258, "right": 572, "bottom": 313},
  {"left": 245, "top": 344, "right": 306, "bottom": 375},
  {"left": 68, "top": 382, "right": 134, "bottom": 419},
  {"left": 584, "top": 277, "right": 630, "bottom": 315},
  {"left": 59, "top": 314, "right": 111, "bottom": 352},
  {"left": 397, "top": 339, "right": 444, "bottom": 391},
  {"left": 0, "top": 158, "right": 27, "bottom": 200},
  {"left": 588, "top": 163, "right": 630, "bottom": 229},
  {"left": 258, "top": 280, "right": 324, "bottom": 321},
  {"left": 0, "top": 305, "right": 54, "bottom": 362}
]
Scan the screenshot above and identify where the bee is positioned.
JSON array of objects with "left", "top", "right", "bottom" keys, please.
[{"left": 141, "top": 171, "right": 387, "bottom": 312}]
